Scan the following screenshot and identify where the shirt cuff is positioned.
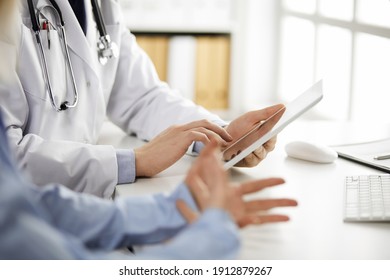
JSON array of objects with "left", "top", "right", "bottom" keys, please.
[
  {"left": 193, "top": 141, "right": 205, "bottom": 154},
  {"left": 116, "top": 149, "right": 136, "bottom": 184}
]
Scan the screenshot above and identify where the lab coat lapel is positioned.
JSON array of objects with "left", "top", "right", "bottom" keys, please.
[{"left": 55, "top": 0, "right": 98, "bottom": 76}]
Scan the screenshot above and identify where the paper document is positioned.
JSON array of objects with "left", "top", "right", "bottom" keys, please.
[{"left": 333, "top": 138, "right": 390, "bottom": 173}]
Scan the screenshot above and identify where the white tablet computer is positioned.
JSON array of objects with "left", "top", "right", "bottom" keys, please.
[{"left": 223, "top": 80, "right": 323, "bottom": 169}]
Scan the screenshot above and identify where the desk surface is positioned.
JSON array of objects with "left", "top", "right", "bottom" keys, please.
[{"left": 98, "top": 121, "right": 390, "bottom": 260}]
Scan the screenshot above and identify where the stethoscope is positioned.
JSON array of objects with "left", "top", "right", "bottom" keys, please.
[{"left": 27, "top": 0, "right": 119, "bottom": 112}]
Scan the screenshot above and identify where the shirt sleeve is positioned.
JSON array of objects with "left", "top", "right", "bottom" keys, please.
[
  {"left": 116, "top": 149, "right": 136, "bottom": 184},
  {"left": 134, "top": 209, "right": 240, "bottom": 260},
  {"left": 28, "top": 182, "right": 198, "bottom": 249},
  {"left": 1, "top": 181, "right": 239, "bottom": 260},
  {"left": 1, "top": 137, "right": 240, "bottom": 260},
  {"left": 25, "top": 181, "right": 240, "bottom": 259}
]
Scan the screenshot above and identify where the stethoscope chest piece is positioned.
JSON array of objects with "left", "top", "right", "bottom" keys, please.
[
  {"left": 91, "top": 0, "right": 119, "bottom": 66},
  {"left": 97, "top": 34, "right": 119, "bottom": 66}
]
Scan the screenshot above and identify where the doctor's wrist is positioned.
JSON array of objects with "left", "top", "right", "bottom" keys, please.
[{"left": 134, "top": 147, "right": 157, "bottom": 178}]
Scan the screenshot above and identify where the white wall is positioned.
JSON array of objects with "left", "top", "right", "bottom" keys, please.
[{"left": 230, "top": 0, "right": 279, "bottom": 115}]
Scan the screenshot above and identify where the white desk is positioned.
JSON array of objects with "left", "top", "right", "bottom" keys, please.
[{"left": 98, "top": 121, "right": 390, "bottom": 260}]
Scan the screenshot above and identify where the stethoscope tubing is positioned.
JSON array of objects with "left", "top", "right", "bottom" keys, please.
[
  {"left": 28, "top": 0, "right": 79, "bottom": 111},
  {"left": 27, "top": 0, "right": 117, "bottom": 112},
  {"left": 91, "top": 0, "right": 107, "bottom": 37},
  {"left": 59, "top": 25, "right": 79, "bottom": 110},
  {"left": 34, "top": 30, "right": 59, "bottom": 111}
]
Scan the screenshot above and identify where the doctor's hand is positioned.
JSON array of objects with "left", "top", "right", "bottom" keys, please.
[
  {"left": 177, "top": 141, "right": 298, "bottom": 228},
  {"left": 225, "top": 104, "right": 284, "bottom": 167},
  {"left": 134, "top": 120, "right": 232, "bottom": 177}
]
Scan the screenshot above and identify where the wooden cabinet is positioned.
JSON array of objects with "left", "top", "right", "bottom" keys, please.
[
  {"left": 135, "top": 34, "right": 231, "bottom": 110},
  {"left": 136, "top": 36, "right": 169, "bottom": 81},
  {"left": 195, "top": 36, "right": 230, "bottom": 109}
]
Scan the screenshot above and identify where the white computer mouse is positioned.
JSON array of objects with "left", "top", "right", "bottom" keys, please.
[{"left": 285, "top": 141, "right": 338, "bottom": 163}]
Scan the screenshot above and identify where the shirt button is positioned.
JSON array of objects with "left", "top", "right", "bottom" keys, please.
[{"left": 87, "top": 81, "right": 91, "bottom": 88}]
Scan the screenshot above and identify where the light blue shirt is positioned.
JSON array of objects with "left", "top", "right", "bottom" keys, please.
[{"left": 0, "top": 114, "right": 239, "bottom": 260}]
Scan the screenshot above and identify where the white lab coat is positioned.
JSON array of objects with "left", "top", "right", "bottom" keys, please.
[{"left": 0, "top": 0, "right": 223, "bottom": 198}]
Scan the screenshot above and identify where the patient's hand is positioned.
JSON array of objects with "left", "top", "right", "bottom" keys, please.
[{"left": 177, "top": 141, "right": 298, "bottom": 228}]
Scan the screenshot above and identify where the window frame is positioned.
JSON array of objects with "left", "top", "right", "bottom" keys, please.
[{"left": 277, "top": 0, "right": 390, "bottom": 120}]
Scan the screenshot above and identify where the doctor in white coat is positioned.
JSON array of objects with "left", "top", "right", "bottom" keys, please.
[{"left": 0, "top": 0, "right": 279, "bottom": 198}]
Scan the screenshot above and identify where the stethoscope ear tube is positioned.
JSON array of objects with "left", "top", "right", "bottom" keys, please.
[
  {"left": 28, "top": 0, "right": 65, "bottom": 29},
  {"left": 91, "top": 0, "right": 107, "bottom": 38},
  {"left": 48, "top": 0, "right": 65, "bottom": 26},
  {"left": 28, "top": 0, "right": 40, "bottom": 32}
]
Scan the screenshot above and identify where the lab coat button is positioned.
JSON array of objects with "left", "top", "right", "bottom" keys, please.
[{"left": 87, "top": 81, "right": 91, "bottom": 88}]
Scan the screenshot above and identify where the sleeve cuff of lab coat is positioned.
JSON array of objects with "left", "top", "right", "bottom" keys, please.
[{"left": 116, "top": 149, "right": 136, "bottom": 184}]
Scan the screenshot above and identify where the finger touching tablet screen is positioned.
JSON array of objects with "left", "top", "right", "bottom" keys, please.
[{"left": 223, "top": 80, "right": 323, "bottom": 169}]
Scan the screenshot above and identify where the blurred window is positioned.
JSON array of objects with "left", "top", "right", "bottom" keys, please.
[{"left": 279, "top": 0, "right": 390, "bottom": 121}]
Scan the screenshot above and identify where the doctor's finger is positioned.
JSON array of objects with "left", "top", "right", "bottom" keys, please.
[
  {"left": 191, "top": 127, "right": 229, "bottom": 146},
  {"left": 245, "top": 199, "right": 298, "bottom": 212},
  {"left": 252, "top": 147, "right": 268, "bottom": 161},
  {"left": 239, "top": 178, "right": 285, "bottom": 195},
  {"left": 238, "top": 149, "right": 266, "bottom": 167},
  {"left": 263, "top": 136, "right": 277, "bottom": 152},
  {"left": 183, "top": 120, "right": 232, "bottom": 141},
  {"left": 246, "top": 104, "right": 285, "bottom": 124},
  {"left": 185, "top": 131, "right": 211, "bottom": 146}
]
